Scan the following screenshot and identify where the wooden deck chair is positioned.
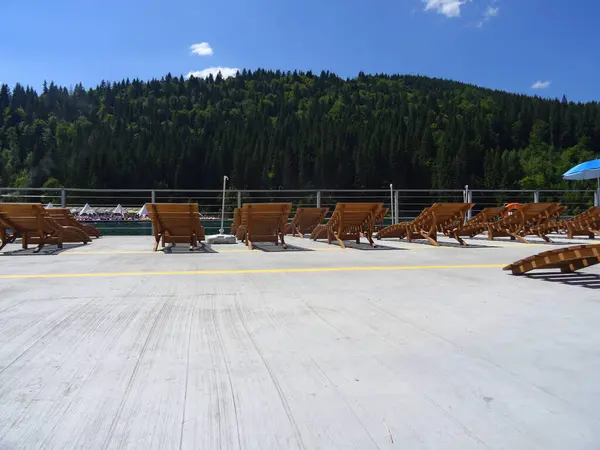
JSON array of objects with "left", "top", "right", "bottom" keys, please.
[
  {"left": 376, "top": 203, "right": 474, "bottom": 246},
  {"left": 230, "top": 208, "right": 241, "bottom": 235},
  {"left": 0, "top": 203, "right": 90, "bottom": 252},
  {"left": 539, "top": 206, "right": 600, "bottom": 239},
  {"left": 487, "top": 202, "right": 559, "bottom": 243},
  {"left": 376, "top": 207, "right": 432, "bottom": 240},
  {"left": 146, "top": 203, "right": 206, "bottom": 252},
  {"left": 408, "top": 203, "right": 474, "bottom": 246},
  {"left": 504, "top": 244, "right": 600, "bottom": 275},
  {"left": 373, "top": 206, "right": 389, "bottom": 231},
  {"left": 284, "top": 207, "right": 329, "bottom": 238},
  {"left": 236, "top": 203, "right": 292, "bottom": 250},
  {"left": 45, "top": 208, "right": 101, "bottom": 238},
  {"left": 0, "top": 214, "right": 20, "bottom": 250},
  {"left": 310, "top": 203, "right": 383, "bottom": 248},
  {"left": 454, "top": 206, "right": 507, "bottom": 238},
  {"left": 564, "top": 206, "right": 600, "bottom": 239}
]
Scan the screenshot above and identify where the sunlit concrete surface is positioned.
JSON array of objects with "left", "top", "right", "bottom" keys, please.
[{"left": 1, "top": 235, "right": 599, "bottom": 449}]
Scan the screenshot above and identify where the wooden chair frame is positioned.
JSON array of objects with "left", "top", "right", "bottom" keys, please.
[
  {"left": 504, "top": 244, "right": 600, "bottom": 275},
  {"left": 147, "top": 203, "right": 206, "bottom": 252},
  {"left": 45, "top": 208, "right": 101, "bottom": 238},
  {"left": 311, "top": 203, "right": 383, "bottom": 248},
  {"left": 236, "top": 203, "right": 292, "bottom": 250},
  {"left": 284, "top": 207, "right": 329, "bottom": 238}
]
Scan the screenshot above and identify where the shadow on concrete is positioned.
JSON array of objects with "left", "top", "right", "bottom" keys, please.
[
  {"left": 333, "top": 241, "right": 405, "bottom": 251},
  {"left": 0, "top": 243, "right": 88, "bottom": 256},
  {"left": 252, "top": 243, "right": 313, "bottom": 252},
  {"left": 525, "top": 271, "right": 600, "bottom": 290},
  {"left": 162, "top": 244, "right": 218, "bottom": 254}
]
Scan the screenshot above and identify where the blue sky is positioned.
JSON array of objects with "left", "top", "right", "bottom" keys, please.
[{"left": 1, "top": 0, "right": 599, "bottom": 101}]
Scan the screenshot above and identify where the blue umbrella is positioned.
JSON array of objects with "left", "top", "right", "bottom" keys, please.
[{"left": 563, "top": 159, "right": 600, "bottom": 206}]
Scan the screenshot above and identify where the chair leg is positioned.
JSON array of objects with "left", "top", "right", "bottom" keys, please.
[
  {"left": 153, "top": 234, "right": 161, "bottom": 252},
  {"left": 280, "top": 232, "right": 287, "bottom": 249},
  {"left": 22, "top": 232, "right": 28, "bottom": 249}
]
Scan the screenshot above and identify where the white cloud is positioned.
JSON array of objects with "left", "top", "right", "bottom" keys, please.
[
  {"left": 423, "top": 0, "right": 468, "bottom": 18},
  {"left": 476, "top": 4, "right": 500, "bottom": 27},
  {"left": 532, "top": 80, "right": 551, "bottom": 89},
  {"left": 189, "top": 42, "right": 213, "bottom": 56},
  {"left": 485, "top": 5, "right": 499, "bottom": 17},
  {"left": 186, "top": 67, "right": 239, "bottom": 79}
]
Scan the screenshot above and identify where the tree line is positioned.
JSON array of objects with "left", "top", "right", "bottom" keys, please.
[{"left": 0, "top": 70, "right": 598, "bottom": 191}]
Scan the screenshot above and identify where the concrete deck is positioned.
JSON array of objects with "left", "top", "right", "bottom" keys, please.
[{"left": 1, "top": 235, "right": 599, "bottom": 449}]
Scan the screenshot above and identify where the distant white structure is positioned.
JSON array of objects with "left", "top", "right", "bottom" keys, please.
[
  {"left": 113, "top": 204, "right": 125, "bottom": 216},
  {"left": 137, "top": 204, "right": 148, "bottom": 217},
  {"left": 79, "top": 203, "right": 96, "bottom": 216},
  {"left": 45, "top": 202, "right": 54, "bottom": 209}
]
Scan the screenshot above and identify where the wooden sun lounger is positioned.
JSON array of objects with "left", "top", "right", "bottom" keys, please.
[
  {"left": 537, "top": 206, "right": 600, "bottom": 239},
  {"left": 230, "top": 208, "right": 241, "bottom": 235},
  {"left": 377, "top": 203, "right": 474, "bottom": 246},
  {"left": 487, "top": 202, "right": 560, "bottom": 243},
  {"left": 45, "top": 208, "right": 101, "bottom": 238},
  {"left": 146, "top": 203, "right": 206, "bottom": 251},
  {"left": 0, "top": 203, "right": 91, "bottom": 252},
  {"left": 503, "top": 244, "right": 600, "bottom": 275},
  {"left": 0, "top": 215, "right": 20, "bottom": 250},
  {"left": 236, "top": 203, "right": 292, "bottom": 250},
  {"left": 454, "top": 206, "right": 507, "bottom": 238},
  {"left": 310, "top": 203, "right": 383, "bottom": 248},
  {"left": 284, "top": 207, "right": 329, "bottom": 238}
]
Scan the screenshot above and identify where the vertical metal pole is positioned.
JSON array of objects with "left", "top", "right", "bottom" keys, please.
[
  {"left": 595, "top": 178, "right": 599, "bottom": 207},
  {"left": 467, "top": 191, "right": 473, "bottom": 220},
  {"left": 394, "top": 190, "right": 399, "bottom": 224},
  {"left": 237, "top": 191, "right": 242, "bottom": 208},
  {"left": 219, "top": 176, "right": 228, "bottom": 235},
  {"left": 61, "top": 189, "right": 66, "bottom": 208},
  {"left": 151, "top": 190, "right": 156, "bottom": 203},
  {"left": 317, "top": 191, "right": 321, "bottom": 208},
  {"left": 389, "top": 184, "right": 393, "bottom": 223},
  {"left": 534, "top": 191, "right": 540, "bottom": 203}
]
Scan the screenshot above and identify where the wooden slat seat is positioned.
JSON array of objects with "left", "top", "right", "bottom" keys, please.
[
  {"left": 377, "top": 203, "right": 474, "bottom": 246},
  {"left": 230, "top": 208, "right": 241, "bottom": 235},
  {"left": 284, "top": 207, "right": 329, "bottom": 238},
  {"left": 487, "top": 202, "right": 560, "bottom": 243},
  {"left": 310, "top": 203, "right": 383, "bottom": 248},
  {"left": 146, "top": 203, "right": 206, "bottom": 251},
  {"left": 503, "top": 244, "right": 600, "bottom": 275},
  {"left": 536, "top": 206, "right": 600, "bottom": 239},
  {"left": 236, "top": 203, "right": 292, "bottom": 250},
  {"left": 46, "top": 208, "right": 101, "bottom": 238},
  {"left": 455, "top": 206, "right": 506, "bottom": 238},
  {"left": 0, "top": 203, "right": 91, "bottom": 252}
]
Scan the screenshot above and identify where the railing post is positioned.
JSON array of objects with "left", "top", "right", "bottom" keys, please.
[
  {"left": 316, "top": 191, "right": 321, "bottom": 208},
  {"left": 394, "top": 190, "right": 399, "bottom": 224},
  {"left": 237, "top": 191, "right": 242, "bottom": 208},
  {"left": 595, "top": 190, "right": 599, "bottom": 207},
  {"left": 534, "top": 191, "right": 539, "bottom": 203},
  {"left": 151, "top": 190, "right": 156, "bottom": 203},
  {"left": 467, "top": 191, "right": 473, "bottom": 220},
  {"left": 60, "top": 189, "right": 66, "bottom": 208}
]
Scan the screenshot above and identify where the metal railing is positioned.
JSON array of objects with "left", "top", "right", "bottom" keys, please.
[{"left": 1, "top": 187, "right": 599, "bottom": 224}]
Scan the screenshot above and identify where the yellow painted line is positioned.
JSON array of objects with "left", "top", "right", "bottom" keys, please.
[{"left": 0, "top": 264, "right": 504, "bottom": 280}]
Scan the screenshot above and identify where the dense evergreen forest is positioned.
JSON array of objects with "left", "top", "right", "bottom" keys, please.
[{"left": 0, "top": 70, "right": 598, "bottom": 191}]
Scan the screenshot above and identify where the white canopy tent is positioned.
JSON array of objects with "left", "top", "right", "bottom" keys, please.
[
  {"left": 113, "top": 204, "right": 125, "bottom": 216},
  {"left": 45, "top": 202, "right": 54, "bottom": 209},
  {"left": 79, "top": 203, "right": 96, "bottom": 216},
  {"left": 137, "top": 204, "right": 148, "bottom": 217}
]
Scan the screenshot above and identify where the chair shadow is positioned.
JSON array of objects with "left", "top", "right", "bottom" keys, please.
[
  {"left": 333, "top": 241, "right": 405, "bottom": 251},
  {"left": 162, "top": 244, "right": 218, "bottom": 254},
  {"left": 252, "top": 243, "right": 313, "bottom": 252},
  {"left": 0, "top": 243, "right": 88, "bottom": 256},
  {"left": 524, "top": 271, "right": 600, "bottom": 290}
]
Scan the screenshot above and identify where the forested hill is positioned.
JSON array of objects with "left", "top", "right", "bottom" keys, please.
[{"left": 0, "top": 70, "right": 599, "bottom": 191}]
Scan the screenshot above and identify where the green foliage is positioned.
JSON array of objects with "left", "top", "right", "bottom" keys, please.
[{"left": 0, "top": 73, "right": 599, "bottom": 190}]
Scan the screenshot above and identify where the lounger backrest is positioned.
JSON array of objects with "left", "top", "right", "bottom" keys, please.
[
  {"left": 291, "top": 207, "right": 329, "bottom": 227},
  {"left": 414, "top": 203, "right": 473, "bottom": 228},
  {"left": 469, "top": 206, "right": 506, "bottom": 224},
  {"left": 241, "top": 203, "right": 292, "bottom": 231},
  {"left": 329, "top": 203, "right": 383, "bottom": 231},
  {"left": 146, "top": 203, "right": 203, "bottom": 237},
  {"left": 0, "top": 203, "right": 55, "bottom": 233},
  {"left": 501, "top": 203, "right": 557, "bottom": 226}
]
